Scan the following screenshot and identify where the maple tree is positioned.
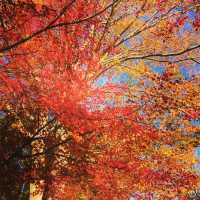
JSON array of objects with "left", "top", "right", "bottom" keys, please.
[
  {"left": 100, "top": 0, "right": 200, "bottom": 199},
  {"left": 0, "top": 0, "right": 200, "bottom": 200}
]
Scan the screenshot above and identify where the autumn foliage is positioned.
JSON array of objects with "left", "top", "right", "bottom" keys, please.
[{"left": 0, "top": 0, "right": 200, "bottom": 200}]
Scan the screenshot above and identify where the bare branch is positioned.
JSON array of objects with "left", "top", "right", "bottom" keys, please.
[{"left": 122, "top": 44, "right": 200, "bottom": 62}]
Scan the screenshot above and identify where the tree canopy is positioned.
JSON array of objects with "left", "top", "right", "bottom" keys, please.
[{"left": 0, "top": 0, "right": 200, "bottom": 199}]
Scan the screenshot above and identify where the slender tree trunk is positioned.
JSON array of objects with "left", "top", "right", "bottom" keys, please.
[
  {"left": 41, "top": 137, "right": 55, "bottom": 200},
  {"left": 41, "top": 183, "right": 49, "bottom": 200}
]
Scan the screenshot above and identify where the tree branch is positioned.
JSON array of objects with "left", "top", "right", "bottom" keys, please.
[
  {"left": 0, "top": 0, "right": 119, "bottom": 53},
  {"left": 122, "top": 44, "right": 200, "bottom": 62}
]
